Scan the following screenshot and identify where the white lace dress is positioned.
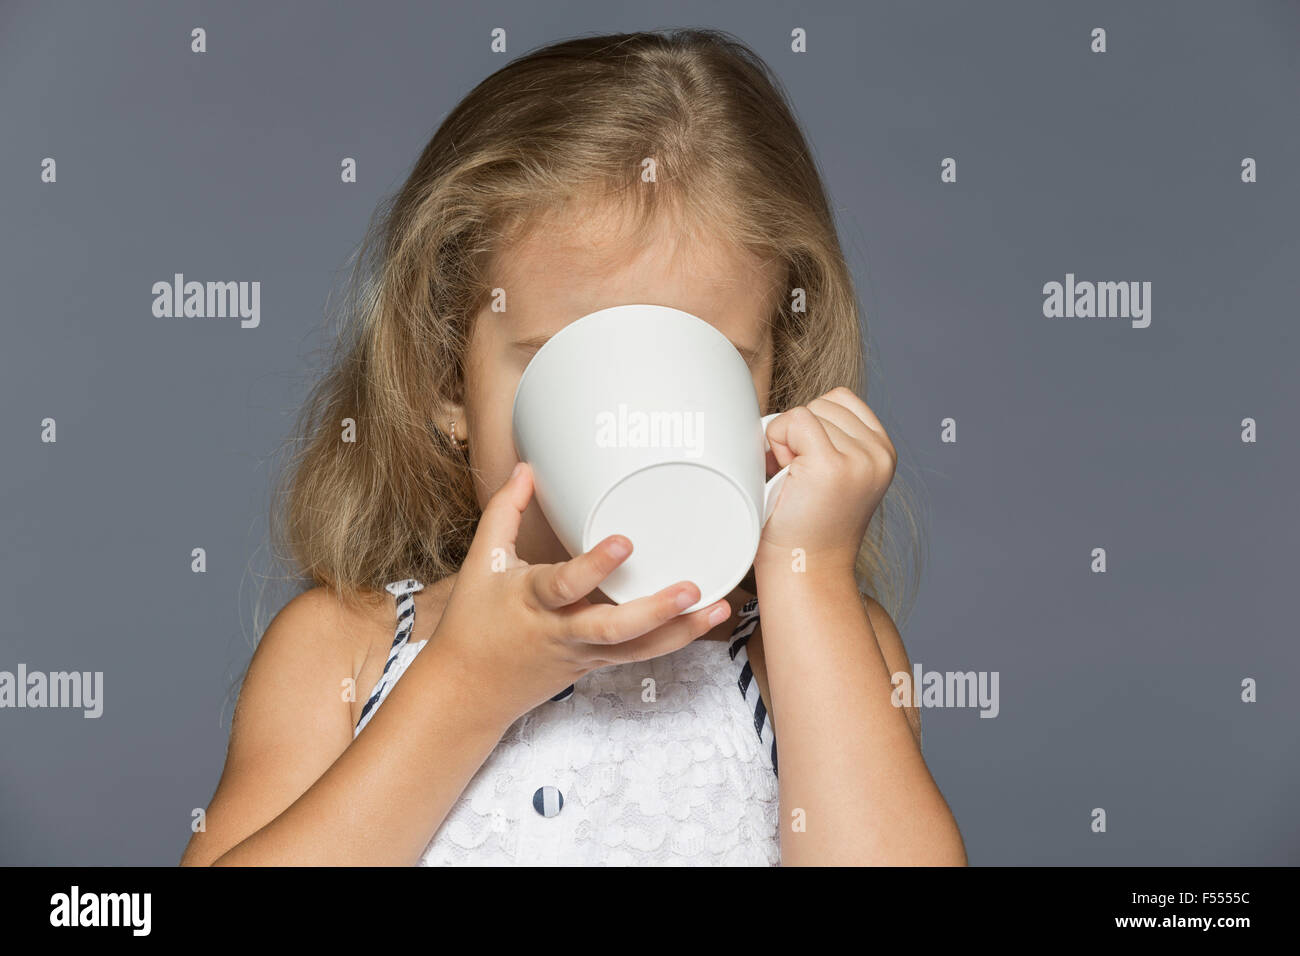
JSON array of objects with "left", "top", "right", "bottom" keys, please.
[{"left": 352, "top": 578, "right": 781, "bottom": 865}]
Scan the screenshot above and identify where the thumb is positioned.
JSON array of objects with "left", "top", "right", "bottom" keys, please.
[{"left": 468, "top": 462, "right": 534, "bottom": 563}]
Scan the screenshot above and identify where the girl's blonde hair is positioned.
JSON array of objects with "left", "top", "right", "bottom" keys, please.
[{"left": 246, "top": 28, "right": 927, "bottom": 695}]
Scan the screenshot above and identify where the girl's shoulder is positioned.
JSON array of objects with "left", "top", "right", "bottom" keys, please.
[
  {"left": 272, "top": 586, "right": 386, "bottom": 679},
  {"left": 280, "top": 575, "right": 457, "bottom": 664},
  {"left": 265, "top": 585, "right": 429, "bottom": 731}
]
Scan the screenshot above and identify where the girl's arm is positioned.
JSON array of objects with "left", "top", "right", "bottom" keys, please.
[
  {"left": 756, "top": 390, "right": 966, "bottom": 865},
  {"left": 755, "top": 568, "right": 967, "bottom": 866},
  {"left": 182, "top": 464, "right": 724, "bottom": 866},
  {"left": 179, "top": 588, "right": 512, "bottom": 866}
]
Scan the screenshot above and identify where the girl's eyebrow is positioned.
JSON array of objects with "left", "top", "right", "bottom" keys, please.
[{"left": 511, "top": 332, "right": 760, "bottom": 365}]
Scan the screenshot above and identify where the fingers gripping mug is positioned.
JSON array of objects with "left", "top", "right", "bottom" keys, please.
[{"left": 510, "top": 303, "right": 790, "bottom": 614}]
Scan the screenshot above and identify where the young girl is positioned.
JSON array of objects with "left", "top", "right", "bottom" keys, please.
[{"left": 182, "top": 28, "right": 965, "bottom": 866}]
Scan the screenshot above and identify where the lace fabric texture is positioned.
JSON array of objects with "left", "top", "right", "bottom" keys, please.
[{"left": 357, "top": 633, "right": 781, "bottom": 866}]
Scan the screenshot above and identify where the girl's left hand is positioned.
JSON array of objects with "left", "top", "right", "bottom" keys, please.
[{"left": 756, "top": 387, "right": 897, "bottom": 576}]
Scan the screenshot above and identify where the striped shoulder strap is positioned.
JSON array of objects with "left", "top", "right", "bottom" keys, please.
[
  {"left": 728, "top": 597, "right": 778, "bottom": 778},
  {"left": 354, "top": 578, "right": 425, "bottom": 733}
]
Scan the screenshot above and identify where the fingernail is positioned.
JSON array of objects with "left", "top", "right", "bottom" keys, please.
[
  {"left": 607, "top": 536, "right": 631, "bottom": 559},
  {"left": 707, "top": 603, "right": 729, "bottom": 626},
  {"left": 510, "top": 462, "right": 523, "bottom": 479},
  {"left": 675, "top": 588, "right": 697, "bottom": 610}
]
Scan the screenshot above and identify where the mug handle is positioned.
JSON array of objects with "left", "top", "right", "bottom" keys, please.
[{"left": 760, "top": 412, "right": 792, "bottom": 526}]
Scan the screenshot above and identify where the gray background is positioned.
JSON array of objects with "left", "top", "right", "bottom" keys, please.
[{"left": 1, "top": 0, "right": 1296, "bottom": 865}]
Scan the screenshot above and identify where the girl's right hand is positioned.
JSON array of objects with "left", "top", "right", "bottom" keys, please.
[{"left": 431, "top": 462, "right": 731, "bottom": 731}]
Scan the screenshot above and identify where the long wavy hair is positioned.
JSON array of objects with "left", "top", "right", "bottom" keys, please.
[{"left": 236, "top": 28, "right": 928, "bottom": 718}]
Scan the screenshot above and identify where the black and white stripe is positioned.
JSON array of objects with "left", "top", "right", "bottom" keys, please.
[
  {"left": 354, "top": 578, "right": 424, "bottom": 734},
  {"left": 729, "top": 597, "right": 778, "bottom": 778}
]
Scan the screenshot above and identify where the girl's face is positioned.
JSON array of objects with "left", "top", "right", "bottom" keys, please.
[{"left": 457, "top": 202, "right": 783, "bottom": 592}]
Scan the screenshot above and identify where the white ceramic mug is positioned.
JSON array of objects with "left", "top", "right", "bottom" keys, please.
[{"left": 511, "top": 303, "right": 789, "bottom": 613}]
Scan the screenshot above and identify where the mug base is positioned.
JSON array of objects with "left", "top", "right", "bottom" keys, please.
[{"left": 583, "top": 461, "right": 760, "bottom": 613}]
